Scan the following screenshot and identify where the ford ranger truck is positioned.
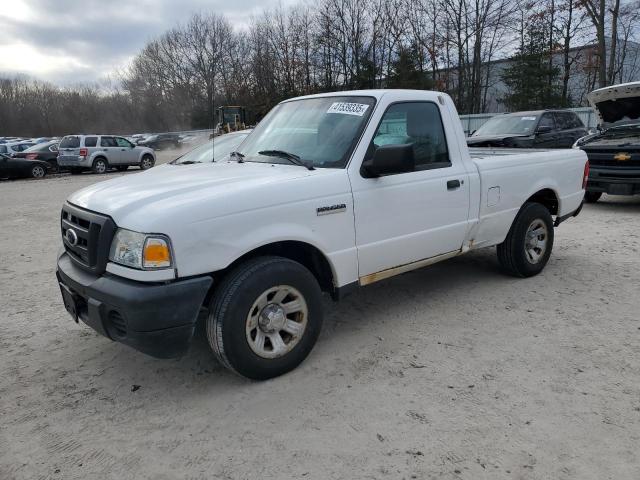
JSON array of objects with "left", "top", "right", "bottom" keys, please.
[
  {"left": 574, "top": 81, "right": 640, "bottom": 202},
  {"left": 56, "top": 89, "right": 587, "bottom": 380}
]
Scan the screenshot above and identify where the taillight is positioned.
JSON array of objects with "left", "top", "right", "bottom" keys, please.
[
  {"left": 26, "top": 153, "right": 37, "bottom": 160},
  {"left": 79, "top": 148, "right": 88, "bottom": 157},
  {"left": 582, "top": 160, "right": 589, "bottom": 189}
]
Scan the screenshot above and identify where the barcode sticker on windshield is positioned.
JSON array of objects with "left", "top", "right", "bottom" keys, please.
[
  {"left": 327, "top": 102, "right": 370, "bottom": 116},
  {"left": 521, "top": 116, "right": 537, "bottom": 121}
]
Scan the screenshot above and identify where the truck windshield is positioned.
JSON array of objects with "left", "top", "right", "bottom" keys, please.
[
  {"left": 473, "top": 115, "right": 538, "bottom": 136},
  {"left": 237, "top": 96, "right": 376, "bottom": 168}
]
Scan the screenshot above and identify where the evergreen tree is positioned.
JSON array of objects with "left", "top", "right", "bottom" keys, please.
[
  {"left": 501, "top": 20, "right": 563, "bottom": 110},
  {"left": 386, "top": 46, "right": 433, "bottom": 90}
]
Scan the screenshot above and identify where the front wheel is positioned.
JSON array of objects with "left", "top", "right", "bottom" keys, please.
[
  {"left": 30, "top": 164, "right": 46, "bottom": 178},
  {"left": 207, "top": 256, "right": 323, "bottom": 380},
  {"left": 584, "top": 191, "right": 602, "bottom": 203},
  {"left": 497, "top": 202, "right": 554, "bottom": 278},
  {"left": 140, "top": 155, "right": 155, "bottom": 170}
]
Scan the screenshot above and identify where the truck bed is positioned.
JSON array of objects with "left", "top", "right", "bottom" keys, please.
[{"left": 468, "top": 147, "right": 558, "bottom": 159}]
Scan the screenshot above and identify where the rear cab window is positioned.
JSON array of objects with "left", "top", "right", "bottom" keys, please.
[{"left": 60, "top": 136, "right": 80, "bottom": 148}]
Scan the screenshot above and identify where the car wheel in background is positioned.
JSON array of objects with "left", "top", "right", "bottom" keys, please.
[
  {"left": 116, "top": 166, "right": 129, "bottom": 172},
  {"left": 207, "top": 256, "right": 324, "bottom": 380},
  {"left": 92, "top": 157, "right": 108, "bottom": 174},
  {"left": 140, "top": 155, "right": 155, "bottom": 170},
  {"left": 584, "top": 191, "right": 602, "bottom": 203},
  {"left": 497, "top": 202, "right": 554, "bottom": 278},
  {"left": 30, "top": 165, "right": 46, "bottom": 179}
]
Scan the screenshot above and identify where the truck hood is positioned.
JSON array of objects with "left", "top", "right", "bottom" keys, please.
[
  {"left": 587, "top": 81, "right": 640, "bottom": 125},
  {"left": 68, "top": 162, "right": 329, "bottom": 229}
]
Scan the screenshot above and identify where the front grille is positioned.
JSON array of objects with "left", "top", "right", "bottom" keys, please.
[
  {"left": 61, "top": 203, "right": 116, "bottom": 274},
  {"left": 584, "top": 148, "right": 640, "bottom": 167}
]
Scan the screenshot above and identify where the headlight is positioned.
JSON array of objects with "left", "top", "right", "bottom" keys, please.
[{"left": 108, "top": 229, "right": 173, "bottom": 270}]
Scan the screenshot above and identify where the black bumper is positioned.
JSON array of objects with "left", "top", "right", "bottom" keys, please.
[
  {"left": 56, "top": 252, "right": 212, "bottom": 358},
  {"left": 587, "top": 167, "right": 640, "bottom": 196}
]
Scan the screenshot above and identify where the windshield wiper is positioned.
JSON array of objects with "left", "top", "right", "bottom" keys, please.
[
  {"left": 230, "top": 151, "right": 245, "bottom": 163},
  {"left": 258, "top": 150, "right": 314, "bottom": 170}
]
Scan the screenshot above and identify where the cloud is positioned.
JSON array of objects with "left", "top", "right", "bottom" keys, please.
[{"left": 0, "top": 0, "right": 295, "bottom": 85}]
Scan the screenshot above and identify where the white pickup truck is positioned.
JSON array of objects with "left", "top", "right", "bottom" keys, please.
[{"left": 56, "top": 90, "right": 587, "bottom": 379}]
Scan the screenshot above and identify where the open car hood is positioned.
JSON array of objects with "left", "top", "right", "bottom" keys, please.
[{"left": 587, "top": 81, "right": 640, "bottom": 125}]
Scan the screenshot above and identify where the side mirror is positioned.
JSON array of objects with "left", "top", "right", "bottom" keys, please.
[
  {"left": 361, "top": 143, "right": 415, "bottom": 178},
  {"left": 536, "top": 125, "right": 553, "bottom": 135}
]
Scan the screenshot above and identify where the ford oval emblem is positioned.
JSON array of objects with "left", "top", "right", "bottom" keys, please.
[{"left": 66, "top": 228, "right": 78, "bottom": 246}]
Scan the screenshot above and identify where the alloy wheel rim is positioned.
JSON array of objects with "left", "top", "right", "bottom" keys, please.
[
  {"left": 32, "top": 166, "right": 45, "bottom": 177},
  {"left": 96, "top": 161, "right": 106, "bottom": 173},
  {"left": 245, "top": 285, "right": 308, "bottom": 359},
  {"left": 142, "top": 158, "right": 152, "bottom": 169},
  {"left": 524, "top": 219, "right": 548, "bottom": 264}
]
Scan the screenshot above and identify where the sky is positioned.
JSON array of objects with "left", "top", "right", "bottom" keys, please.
[{"left": 0, "top": 0, "right": 295, "bottom": 86}]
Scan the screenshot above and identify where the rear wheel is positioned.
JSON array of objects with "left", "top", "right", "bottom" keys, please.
[
  {"left": 140, "top": 155, "right": 155, "bottom": 170},
  {"left": 92, "top": 157, "right": 108, "bottom": 174},
  {"left": 497, "top": 202, "right": 554, "bottom": 278},
  {"left": 30, "top": 165, "right": 46, "bottom": 178},
  {"left": 207, "top": 256, "right": 323, "bottom": 380},
  {"left": 584, "top": 191, "right": 602, "bottom": 203}
]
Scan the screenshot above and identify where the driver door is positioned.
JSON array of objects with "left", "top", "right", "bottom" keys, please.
[
  {"left": 349, "top": 101, "right": 471, "bottom": 279},
  {"left": 116, "top": 137, "right": 137, "bottom": 164}
]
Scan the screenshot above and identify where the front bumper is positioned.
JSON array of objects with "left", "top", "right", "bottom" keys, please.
[
  {"left": 56, "top": 251, "right": 212, "bottom": 358},
  {"left": 587, "top": 167, "right": 640, "bottom": 195}
]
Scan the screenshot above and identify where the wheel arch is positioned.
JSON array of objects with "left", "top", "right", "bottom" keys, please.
[
  {"left": 525, "top": 188, "right": 559, "bottom": 216},
  {"left": 207, "top": 240, "right": 338, "bottom": 303}
]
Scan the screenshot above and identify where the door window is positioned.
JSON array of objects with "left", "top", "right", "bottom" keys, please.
[
  {"left": 84, "top": 136, "right": 97, "bottom": 147},
  {"left": 116, "top": 137, "right": 133, "bottom": 148},
  {"left": 369, "top": 102, "right": 450, "bottom": 172},
  {"left": 538, "top": 113, "right": 556, "bottom": 131},
  {"left": 100, "top": 136, "right": 117, "bottom": 147}
]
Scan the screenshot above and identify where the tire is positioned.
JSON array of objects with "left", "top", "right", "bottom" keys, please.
[
  {"left": 584, "top": 191, "right": 602, "bottom": 203},
  {"left": 140, "top": 155, "right": 155, "bottom": 170},
  {"left": 30, "top": 164, "right": 46, "bottom": 179},
  {"left": 207, "top": 256, "right": 323, "bottom": 380},
  {"left": 116, "top": 165, "right": 129, "bottom": 172},
  {"left": 92, "top": 157, "right": 108, "bottom": 174},
  {"left": 497, "top": 202, "right": 554, "bottom": 278}
]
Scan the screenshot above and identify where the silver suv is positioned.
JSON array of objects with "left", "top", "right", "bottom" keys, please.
[{"left": 58, "top": 135, "right": 156, "bottom": 174}]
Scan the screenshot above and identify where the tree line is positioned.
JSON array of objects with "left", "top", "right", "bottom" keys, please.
[{"left": 1, "top": 0, "right": 638, "bottom": 137}]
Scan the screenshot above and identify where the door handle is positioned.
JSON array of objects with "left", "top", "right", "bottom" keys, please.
[{"left": 447, "top": 179, "right": 461, "bottom": 190}]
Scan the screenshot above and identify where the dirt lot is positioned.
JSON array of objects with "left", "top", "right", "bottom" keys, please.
[{"left": 1, "top": 159, "right": 639, "bottom": 479}]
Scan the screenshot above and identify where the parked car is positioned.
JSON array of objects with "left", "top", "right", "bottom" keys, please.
[
  {"left": 172, "top": 130, "right": 251, "bottom": 165},
  {"left": 137, "top": 133, "right": 181, "bottom": 150},
  {"left": 574, "top": 81, "right": 640, "bottom": 202},
  {"left": 13, "top": 140, "right": 59, "bottom": 171},
  {"left": 57, "top": 134, "right": 156, "bottom": 174},
  {"left": 0, "top": 152, "right": 49, "bottom": 179},
  {"left": 56, "top": 89, "right": 587, "bottom": 380},
  {"left": 0, "top": 141, "right": 36, "bottom": 156},
  {"left": 467, "top": 110, "right": 587, "bottom": 148}
]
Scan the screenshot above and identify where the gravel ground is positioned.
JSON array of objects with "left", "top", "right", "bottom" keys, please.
[{"left": 1, "top": 158, "right": 639, "bottom": 479}]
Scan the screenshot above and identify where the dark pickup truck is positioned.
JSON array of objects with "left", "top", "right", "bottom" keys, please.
[
  {"left": 574, "top": 82, "right": 640, "bottom": 203},
  {"left": 466, "top": 110, "right": 587, "bottom": 149}
]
